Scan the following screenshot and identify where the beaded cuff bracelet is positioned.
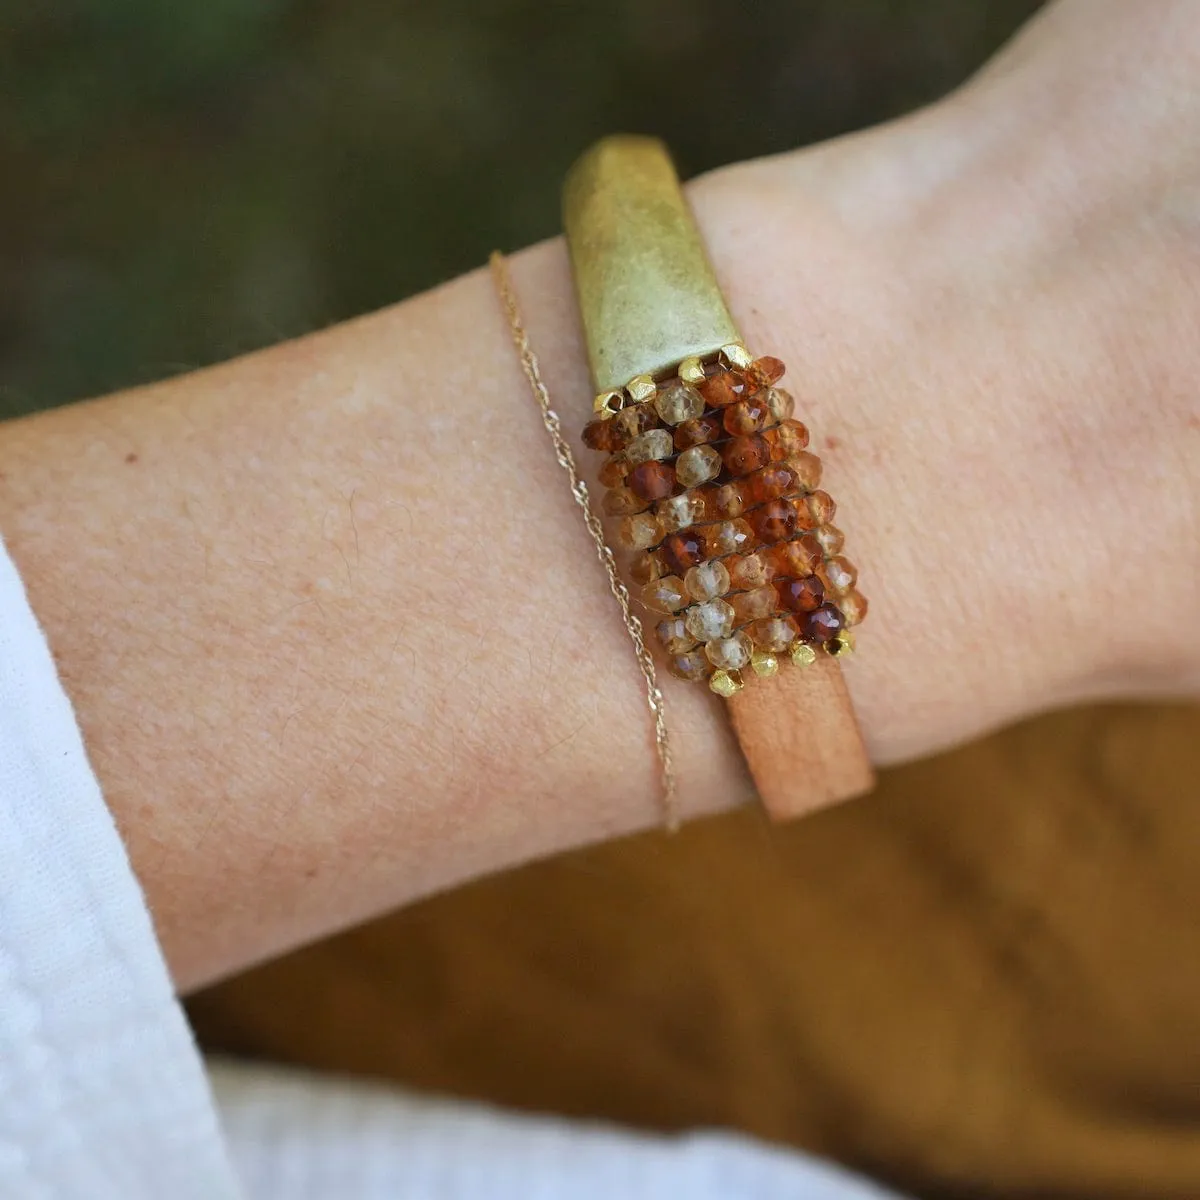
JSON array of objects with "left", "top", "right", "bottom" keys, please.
[{"left": 563, "top": 135, "right": 875, "bottom": 821}]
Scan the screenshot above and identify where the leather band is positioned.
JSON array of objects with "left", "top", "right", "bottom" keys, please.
[{"left": 728, "top": 656, "right": 874, "bottom": 821}]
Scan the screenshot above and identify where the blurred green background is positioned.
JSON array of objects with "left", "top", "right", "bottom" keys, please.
[{"left": 1, "top": 0, "right": 1042, "bottom": 416}]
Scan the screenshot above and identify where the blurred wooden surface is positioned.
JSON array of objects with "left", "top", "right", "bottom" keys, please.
[{"left": 190, "top": 703, "right": 1200, "bottom": 1199}]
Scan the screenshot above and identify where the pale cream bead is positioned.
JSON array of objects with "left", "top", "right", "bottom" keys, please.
[
  {"left": 705, "top": 631, "right": 752, "bottom": 672},
  {"left": 625, "top": 428, "right": 674, "bottom": 465},
  {"left": 641, "top": 576, "right": 688, "bottom": 614},
  {"left": 616, "top": 512, "right": 663, "bottom": 552},
  {"left": 675, "top": 444, "right": 722, "bottom": 488},
  {"left": 656, "top": 491, "right": 705, "bottom": 533},
  {"left": 684, "top": 598, "right": 735, "bottom": 642},
  {"left": 654, "top": 383, "right": 705, "bottom": 426},
  {"left": 684, "top": 559, "right": 731, "bottom": 603}
]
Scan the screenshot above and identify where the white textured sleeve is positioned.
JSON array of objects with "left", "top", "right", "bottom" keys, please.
[{"left": 0, "top": 536, "right": 241, "bottom": 1199}]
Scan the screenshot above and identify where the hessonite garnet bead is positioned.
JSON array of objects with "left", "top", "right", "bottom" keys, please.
[
  {"left": 839, "top": 589, "right": 869, "bottom": 626},
  {"left": 673, "top": 414, "right": 723, "bottom": 450},
  {"left": 777, "top": 575, "right": 825, "bottom": 614},
  {"left": 627, "top": 460, "right": 676, "bottom": 502},
  {"left": 721, "top": 435, "right": 771, "bottom": 477},
  {"left": 728, "top": 586, "right": 777, "bottom": 626},
  {"left": 749, "top": 615, "right": 799, "bottom": 653},
  {"left": 656, "top": 616, "right": 697, "bottom": 655},
  {"left": 802, "top": 602, "right": 845, "bottom": 644},
  {"left": 746, "top": 355, "right": 785, "bottom": 390},
  {"left": 612, "top": 404, "right": 658, "bottom": 446},
  {"left": 769, "top": 536, "right": 821, "bottom": 579},
  {"left": 667, "top": 648, "right": 711, "bottom": 682},
  {"left": 582, "top": 418, "right": 618, "bottom": 453},
  {"left": 703, "top": 519, "right": 754, "bottom": 558},
  {"left": 816, "top": 555, "right": 857, "bottom": 595},
  {"left": 750, "top": 498, "right": 798, "bottom": 544},
  {"left": 662, "top": 529, "right": 706, "bottom": 575},
  {"left": 629, "top": 550, "right": 664, "bottom": 584},
  {"left": 675, "top": 444, "right": 722, "bottom": 488},
  {"left": 766, "top": 419, "right": 810, "bottom": 461},
  {"left": 726, "top": 549, "right": 771, "bottom": 591},
  {"left": 722, "top": 397, "right": 770, "bottom": 436},
  {"left": 697, "top": 368, "right": 747, "bottom": 408},
  {"left": 598, "top": 453, "right": 630, "bottom": 488},
  {"left": 602, "top": 485, "right": 649, "bottom": 517}
]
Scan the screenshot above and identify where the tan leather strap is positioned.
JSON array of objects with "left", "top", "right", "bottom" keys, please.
[{"left": 728, "top": 657, "right": 874, "bottom": 822}]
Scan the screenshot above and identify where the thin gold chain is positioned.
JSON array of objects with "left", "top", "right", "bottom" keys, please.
[{"left": 489, "top": 251, "right": 679, "bottom": 831}]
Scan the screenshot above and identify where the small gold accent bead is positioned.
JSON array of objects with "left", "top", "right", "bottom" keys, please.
[
  {"left": 626, "top": 374, "right": 657, "bottom": 403},
  {"left": 594, "top": 390, "right": 623, "bottom": 417},
  {"left": 709, "top": 668, "right": 744, "bottom": 698},
  {"left": 789, "top": 642, "right": 818, "bottom": 668},
  {"left": 828, "top": 632, "right": 856, "bottom": 658},
  {"left": 721, "top": 343, "right": 753, "bottom": 370},
  {"left": 751, "top": 649, "right": 779, "bottom": 679},
  {"left": 678, "top": 356, "right": 705, "bottom": 385}
]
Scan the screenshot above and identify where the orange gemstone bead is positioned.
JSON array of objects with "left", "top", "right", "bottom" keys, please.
[
  {"left": 582, "top": 418, "right": 617, "bottom": 452},
  {"left": 641, "top": 575, "right": 688, "bottom": 614},
  {"left": 704, "top": 482, "right": 746, "bottom": 521},
  {"left": 656, "top": 491, "right": 705, "bottom": 533},
  {"left": 790, "top": 496, "right": 819, "bottom": 531},
  {"left": 673, "top": 414, "right": 723, "bottom": 450},
  {"left": 703, "top": 519, "right": 755, "bottom": 558},
  {"left": 612, "top": 404, "right": 658, "bottom": 446},
  {"left": 777, "top": 575, "right": 825, "bottom": 614},
  {"left": 697, "top": 368, "right": 748, "bottom": 408},
  {"left": 726, "top": 549, "right": 771, "bottom": 591},
  {"left": 746, "top": 464, "right": 800, "bottom": 505},
  {"left": 766, "top": 419, "right": 810, "bottom": 461},
  {"left": 801, "top": 603, "right": 844, "bottom": 644},
  {"left": 806, "top": 490, "right": 837, "bottom": 526},
  {"left": 769, "top": 536, "right": 821, "bottom": 578},
  {"left": 816, "top": 555, "right": 857, "bottom": 595},
  {"left": 615, "top": 512, "right": 663, "bottom": 552},
  {"left": 662, "top": 529, "right": 706, "bottom": 575},
  {"left": 627, "top": 460, "right": 676, "bottom": 502},
  {"left": 629, "top": 550, "right": 665, "bottom": 584},
  {"left": 789, "top": 450, "right": 823, "bottom": 491},
  {"left": 602, "top": 486, "right": 649, "bottom": 516},
  {"left": 728, "top": 586, "right": 778, "bottom": 626},
  {"left": 765, "top": 387, "right": 794, "bottom": 423},
  {"left": 721, "top": 434, "right": 771, "bottom": 477},
  {"left": 749, "top": 498, "right": 798, "bottom": 544},
  {"left": 839, "top": 589, "right": 868, "bottom": 626},
  {"left": 722, "top": 396, "right": 770, "bottom": 437},
  {"left": 675, "top": 444, "right": 722, "bottom": 488},
  {"left": 814, "top": 523, "right": 845, "bottom": 556},
  {"left": 749, "top": 616, "right": 799, "bottom": 653},
  {"left": 597, "top": 453, "right": 629, "bottom": 488},
  {"left": 747, "top": 356, "right": 785, "bottom": 390}
]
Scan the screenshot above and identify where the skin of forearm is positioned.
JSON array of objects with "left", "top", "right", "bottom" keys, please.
[{"left": 2, "top": 45, "right": 1197, "bottom": 988}]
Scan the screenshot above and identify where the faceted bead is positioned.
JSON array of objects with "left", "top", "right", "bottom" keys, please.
[
  {"left": 582, "top": 418, "right": 617, "bottom": 452},
  {"left": 612, "top": 404, "right": 657, "bottom": 446},
  {"left": 789, "top": 450, "right": 823, "bottom": 492},
  {"left": 628, "top": 460, "right": 677, "bottom": 502},
  {"left": 684, "top": 559, "right": 731, "bottom": 602},
  {"left": 697, "top": 368, "right": 747, "bottom": 408},
  {"left": 828, "top": 632, "right": 856, "bottom": 658},
  {"left": 654, "top": 383, "right": 704, "bottom": 426},
  {"left": 751, "top": 648, "right": 780, "bottom": 678},
  {"left": 625, "top": 427, "right": 674, "bottom": 465},
  {"left": 790, "top": 641, "right": 818, "bottom": 667},
  {"left": 602, "top": 485, "right": 649, "bottom": 517},
  {"left": 814, "top": 523, "right": 845, "bottom": 556},
  {"left": 806, "top": 490, "right": 837, "bottom": 526},
  {"left": 704, "top": 482, "right": 746, "bottom": 521},
  {"left": 598, "top": 453, "right": 630, "bottom": 488},
  {"left": 673, "top": 414, "right": 723, "bottom": 450},
  {"left": 766, "top": 419, "right": 810, "bottom": 461},
  {"left": 726, "top": 549, "right": 771, "bottom": 591},
  {"left": 655, "top": 616, "right": 697, "bottom": 655},
  {"left": 721, "top": 434, "right": 771, "bottom": 477},
  {"left": 749, "top": 498, "right": 798, "bottom": 544},
  {"left": 668, "top": 649, "right": 711, "bottom": 683},
  {"left": 747, "top": 464, "right": 800, "bottom": 505},
  {"left": 708, "top": 669, "right": 744, "bottom": 697},
  {"left": 816, "top": 555, "right": 857, "bottom": 595},
  {"left": 615, "top": 512, "right": 663, "bottom": 552},
  {"left": 675, "top": 444, "right": 722, "bottom": 488},
  {"left": 839, "top": 588, "right": 869, "bottom": 626},
  {"left": 722, "top": 397, "right": 770, "bottom": 437},
  {"left": 770, "top": 536, "right": 821, "bottom": 578},
  {"left": 705, "top": 630, "right": 753, "bottom": 672},
  {"left": 790, "top": 496, "right": 820, "bottom": 531},
  {"left": 777, "top": 575, "right": 825, "bottom": 613},
  {"left": 703, "top": 519, "right": 754, "bottom": 558},
  {"left": 747, "top": 355, "right": 785, "bottom": 390},
  {"left": 802, "top": 602, "right": 845, "bottom": 644},
  {"left": 728, "top": 586, "right": 778, "bottom": 626},
  {"left": 641, "top": 575, "right": 688, "bottom": 614},
  {"left": 661, "top": 529, "right": 706, "bottom": 575},
  {"left": 764, "top": 387, "right": 794, "bottom": 423},
  {"left": 749, "top": 616, "right": 799, "bottom": 653},
  {"left": 656, "top": 490, "right": 705, "bottom": 533},
  {"left": 685, "top": 598, "right": 735, "bottom": 642},
  {"left": 629, "top": 550, "right": 665, "bottom": 584}
]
